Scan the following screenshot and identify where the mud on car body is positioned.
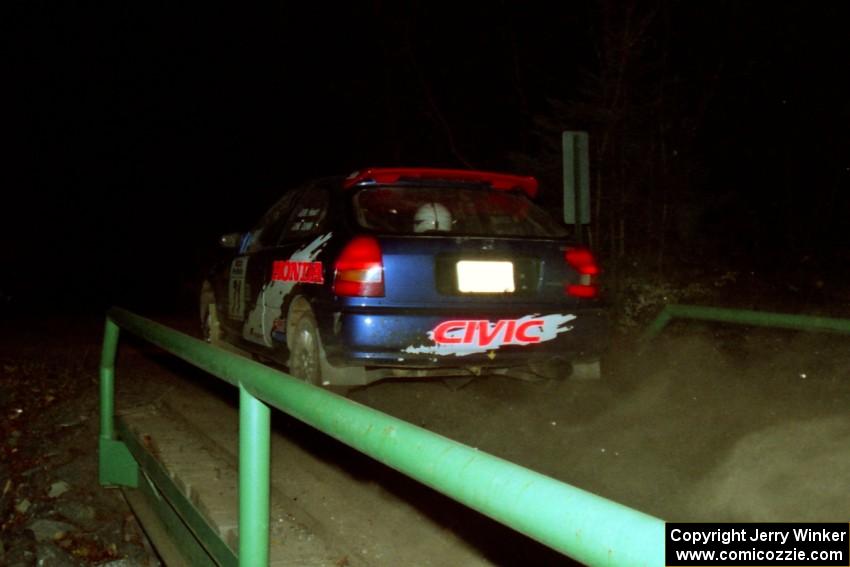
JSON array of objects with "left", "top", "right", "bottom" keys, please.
[{"left": 201, "top": 167, "right": 608, "bottom": 386}]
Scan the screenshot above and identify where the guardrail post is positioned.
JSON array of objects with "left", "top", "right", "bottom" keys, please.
[
  {"left": 100, "top": 317, "right": 120, "bottom": 441},
  {"left": 239, "top": 383, "right": 270, "bottom": 566},
  {"left": 639, "top": 305, "right": 674, "bottom": 345},
  {"left": 99, "top": 317, "right": 138, "bottom": 487}
]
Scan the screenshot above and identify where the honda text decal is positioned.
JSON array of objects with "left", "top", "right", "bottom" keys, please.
[
  {"left": 404, "top": 313, "right": 576, "bottom": 357},
  {"left": 271, "top": 260, "right": 324, "bottom": 284}
]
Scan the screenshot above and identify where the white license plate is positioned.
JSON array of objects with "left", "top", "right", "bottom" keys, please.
[{"left": 456, "top": 261, "right": 515, "bottom": 293}]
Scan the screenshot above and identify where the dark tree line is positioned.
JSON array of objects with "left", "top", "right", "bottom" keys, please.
[{"left": 500, "top": 1, "right": 850, "bottom": 290}]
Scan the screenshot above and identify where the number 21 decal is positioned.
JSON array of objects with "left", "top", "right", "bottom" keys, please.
[{"left": 228, "top": 256, "right": 248, "bottom": 320}]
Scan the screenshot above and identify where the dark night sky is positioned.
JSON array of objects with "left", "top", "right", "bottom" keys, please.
[{"left": 5, "top": 2, "right": 850, "bottom": 312}]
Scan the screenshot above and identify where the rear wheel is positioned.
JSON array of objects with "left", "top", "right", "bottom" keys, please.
[{"left": 287, "top": 312, "right": 322, "bottom": 385}]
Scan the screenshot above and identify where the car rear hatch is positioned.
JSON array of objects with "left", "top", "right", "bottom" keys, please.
[
  {"left": 328, "top": 178, "right": 605, "bottom": 364},
  {"left": 332, "top": 234, "right": 605, "bottom": 364}
]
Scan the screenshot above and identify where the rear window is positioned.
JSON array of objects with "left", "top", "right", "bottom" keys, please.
[{"left": 352, "top": 186, "right": 568, "bottom": 238}]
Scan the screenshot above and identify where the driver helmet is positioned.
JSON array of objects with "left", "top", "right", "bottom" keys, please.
[{"left": 413, "top": 202, "right": 452, "bottom": 233}]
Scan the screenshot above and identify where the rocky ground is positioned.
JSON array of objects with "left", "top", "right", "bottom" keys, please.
[{"left": 0, "top": 317, "right": 159, "bottom": 567}]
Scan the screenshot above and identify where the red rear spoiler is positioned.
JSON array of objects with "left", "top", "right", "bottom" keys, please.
[{"left": 343, "top": 167, "right": 538, "bottom": 198}]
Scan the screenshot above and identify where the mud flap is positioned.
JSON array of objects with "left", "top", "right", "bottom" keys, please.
[
  {"left": 318, "top": 346, "right": 368, "bottom": 386},
  {"left": 571, "top": 360, "right": 602, "bottom": 380}
]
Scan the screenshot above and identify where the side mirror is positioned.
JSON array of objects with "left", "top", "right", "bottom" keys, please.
[{"left": 219, "top": 232, "right": 242, "bottom": 249}]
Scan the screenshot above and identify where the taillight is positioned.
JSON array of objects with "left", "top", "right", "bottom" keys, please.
[
  {"left": 565, "top": 247, "right": 599, "bottom": 298},
  {"left": 333, "top": 236, "right": 385, "bottom": 297}
]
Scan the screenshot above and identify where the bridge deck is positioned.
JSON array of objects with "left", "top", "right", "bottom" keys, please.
[{"left": 119, "top": 403, "right": 353, "bottom": 567}]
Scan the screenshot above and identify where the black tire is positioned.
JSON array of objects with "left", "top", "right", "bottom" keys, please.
[{"left": 287, "top": 312, "right": 322, "bottom": 385}]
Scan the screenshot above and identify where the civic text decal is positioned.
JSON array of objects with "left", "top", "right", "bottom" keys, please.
[{"left": 403, "top": 313, "right": 576, "bottom": 357}]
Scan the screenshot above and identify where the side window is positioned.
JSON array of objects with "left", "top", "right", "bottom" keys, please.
[
  {"left": 248, "top": 189, "right": 301, "bottom": 251},
  {"left": 278, "top": 188, "right": 330, "bottom": 243}
]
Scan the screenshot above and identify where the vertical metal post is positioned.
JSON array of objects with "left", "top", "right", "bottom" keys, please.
[
  {"left": 99, "top": 317, "right": 138, "bottom": 486},
  {"left": 562, "top": 131, "right": 591, "bottom": 244},
  {"left": 639, "top": 305, "right": 674, "bottom": 345},
  {"left": 239, "top": 383, "right": 270, "bottom": 566},
  {"left": 100, "top": 317, "right": 120, "bottom": 441}
]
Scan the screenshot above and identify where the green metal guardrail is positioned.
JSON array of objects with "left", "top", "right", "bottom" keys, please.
[
  {"left": 99, "top": 307, "right": 665, "bottom": 566},
  {"left": 641, "top": 304, "right": 850, "bottom": 344}
]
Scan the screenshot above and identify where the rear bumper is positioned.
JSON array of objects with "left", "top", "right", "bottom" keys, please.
[{"left": 319, "top": 305, "right": 609, "bottom": 368}]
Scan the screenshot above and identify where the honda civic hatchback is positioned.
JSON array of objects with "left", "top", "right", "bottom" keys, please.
[{"left": 201, "top": 167, "right": 608, "bottom": 386}]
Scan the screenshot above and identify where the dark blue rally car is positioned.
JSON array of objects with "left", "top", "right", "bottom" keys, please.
[{"left": 201, "top": 167, "right": 608, "bottom": 386}]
